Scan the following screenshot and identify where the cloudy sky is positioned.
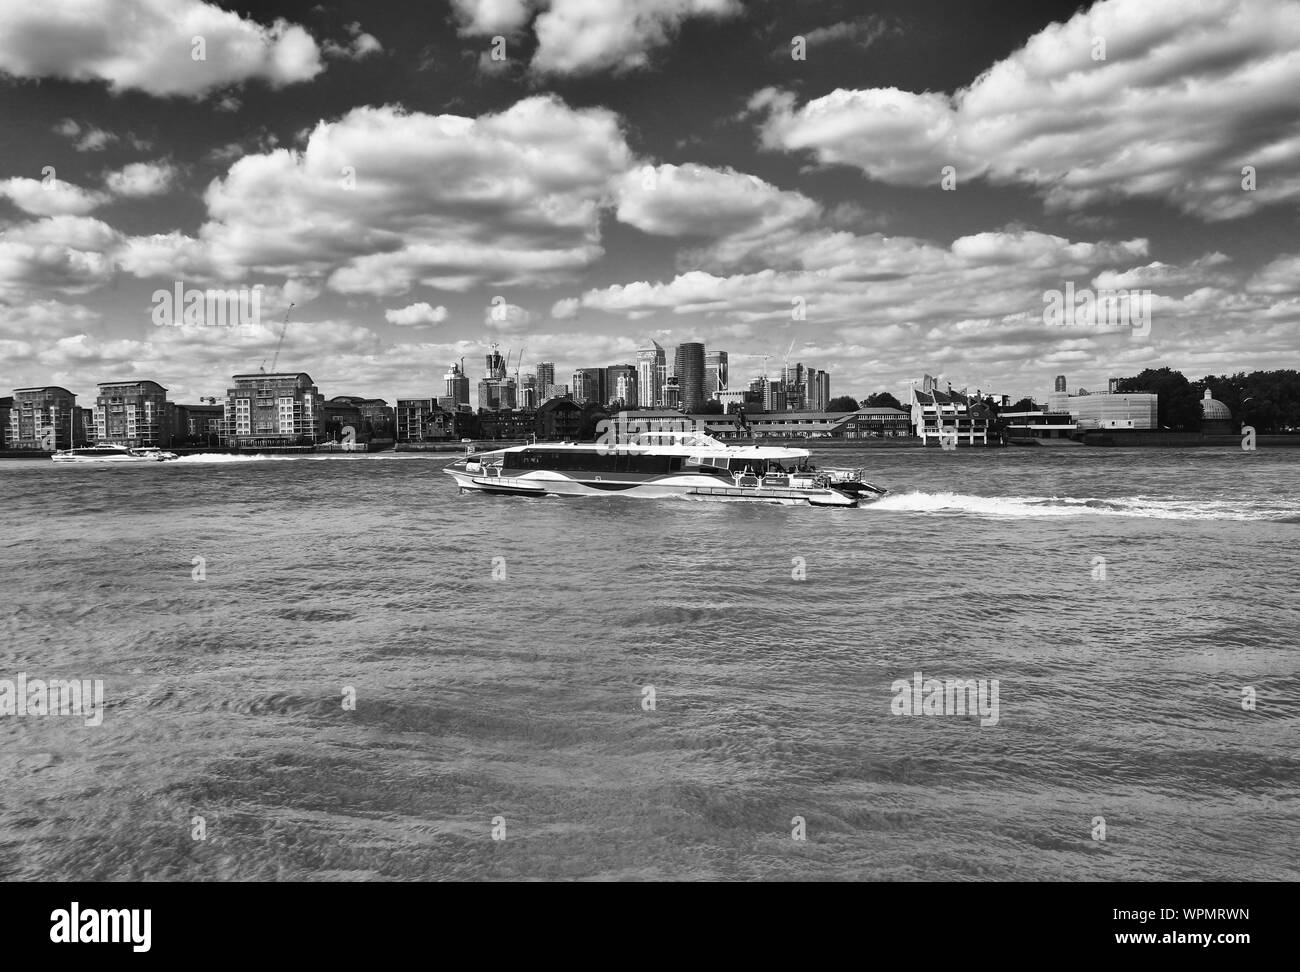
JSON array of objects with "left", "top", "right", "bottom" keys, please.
[{"left": 1, "top": 0, "right": 1298, "bottom": 405}]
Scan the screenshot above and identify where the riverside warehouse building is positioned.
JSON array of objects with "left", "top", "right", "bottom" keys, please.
[{"left": 610, "top": 407, "right": 911, "bottom": 441}]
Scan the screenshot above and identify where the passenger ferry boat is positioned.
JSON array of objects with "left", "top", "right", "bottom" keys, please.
[
  {"left": 444, "top": 431, "right": 887, "bottom": 507},
  {"left": 51, "top": 444, "right": 179, "bottom": 463}
]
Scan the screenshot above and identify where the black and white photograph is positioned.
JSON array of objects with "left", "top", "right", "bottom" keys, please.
[{"left": 0, "top": 0, "right": 1295, "bottom": 935}]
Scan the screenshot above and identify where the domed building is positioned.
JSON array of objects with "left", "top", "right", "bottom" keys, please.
[{"left": 1200, "top": 389, "right": 1234, "bottom": 434}]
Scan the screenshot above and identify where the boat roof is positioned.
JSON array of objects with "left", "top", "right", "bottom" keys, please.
[{"left": 471, "top": 431, "right": 811, "bottom": 461}]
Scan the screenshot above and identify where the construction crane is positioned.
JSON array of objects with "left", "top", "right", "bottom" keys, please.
[
  {"left": 743, "top": 353, "right": 771, "bottom": 383},
  {"left": 260, "top": 303, "right": 294, "bottom": 373},
  {"left": 780, "top": 337, "right": 797, "bottom": 383}
]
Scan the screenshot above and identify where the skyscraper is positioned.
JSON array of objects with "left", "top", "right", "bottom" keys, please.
[
  {"left": 536, "top": 362, "right": 555, "bottom": 398},
  {"left": 605, "top": 365, "right": 638, "bottom": 408},
  {"left": 477, "top": 376, "right": 516, "bottom": 411},
  {"left": 571, "top": 369, "right": 600, "bottom": 404},
  {"left": 806, "top": 370, "right": 830, "bottom": 411},
  {"left": 636, "top": 341, "right": 665, "bottom": 408},
  {"left": 674, "top": 342, "right": 705, "bottom": 412},
  {"left": 704, "top": 350, "right": 728, "bottom": 401},
  {"left": 444, "top": 361, "right": 470, "bottom": 410}
]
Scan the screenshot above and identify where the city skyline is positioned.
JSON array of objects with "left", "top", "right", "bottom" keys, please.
[{"left": 2, "top": 1, "right": 1298, "bottom": 407}]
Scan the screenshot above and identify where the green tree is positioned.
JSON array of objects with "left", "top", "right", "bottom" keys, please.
[
  {"left": 1113, "top": 367, "right": 1199, "bottom": 430},
  {"left": 827, "top": 395, "right": 861, "bottom": 412},
  {"left": 1232, "top": 369, "right": 1300, "bottom": 432},
  {"left": 1008, "top": 397, "right": 1038, "bottom": 412},
  {"left": 861, "top": 391, "right": 903, "bottom": 409},
  {"left": 700, "top": 399, "right": 724, "bottom": 414}
]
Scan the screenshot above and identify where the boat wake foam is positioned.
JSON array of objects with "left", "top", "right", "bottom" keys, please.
[
  {"left": 866, "top": 490, "right": 1296, "bottom": 520},
  {"left": 170, "top": 453, "right": 300, "bottom": 463}
]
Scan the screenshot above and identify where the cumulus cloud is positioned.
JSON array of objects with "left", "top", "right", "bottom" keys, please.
[
  {"left": 0, "top": 220, "right": 119, "bottom": 299},
  {"left": 385, "top": 302, "right": 448, "bottom": 325},
  {"left": 197, "top": 95, "right": 634, "bottom": 294},
  {"left": 616, "top": 163, "right": 819, "bottom": 239},
  {"left": 779, "top": 16, "right": 892, "bottom": 56},
  {"left": 0, "top": 299, "right": 101, "bottom": 338},
  {"left": 0, "top": 177, "right": 108, "bottom": 217},
  {"left": 324, "top": 22, "right": 383, "bottom": 60},
  {"left": 484, "top": 300, "right": 532, "bottom": 331},
  {"left": 104, "top": 160, "right": 180, "bottom": 198},
  {"left": 749, "top": 0, "right": 1300, "bottom": 220},
  {"left": 0, "top": 0, "right": 324, "bottom": 97},
  {"left": 550, "top": 297, "right": 580, "bottom": 319},
  {"left": 451, "top": 0, "right": 740, "bottom": 75},
  {"left": 52, "top": 119, "right": 119, "bottom": 152},
  {"left": 565, "top": 229, "right": 1155, "bottom": 331},
  {"left": 1246, "top": 254, "right": 1300, "bottom": 294},
  {"left": 451, "top": 0, "right": 535, "bottom": 35}
]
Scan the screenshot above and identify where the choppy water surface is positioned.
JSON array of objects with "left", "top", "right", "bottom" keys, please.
[{"left": 1, "top": 446, "right": 1297, "bottom": 881}]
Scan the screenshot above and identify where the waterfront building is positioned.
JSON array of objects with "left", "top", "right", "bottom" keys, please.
[
  {"left": 636, "top": 342, "right": 666, "bottom": 408},
  {"left": 1000, "top": 410, "right": 1079, "bottom": 441},
  {"left": 173, "top": 403, "right": 224, "bottom": 445},
  {"left": 323, "top": 396, "right": 365, "bottom": 443},
  {"left": 78, "top": 408, "right": 95, "bottom": 445},
  {"left": 9, "top": 386, "right": 80, "bottom": 450},
  {"left": 477, "top": 409, "right": 534, "bottom": 440},
  {"left": 605, "top": 364, "right": 638, "bottom": 408},
  {"left": 94, "top": 379, "right": 170, "bottom": 447},
  {"left": 911, "top": 381, "right": 994, "bottom": 446},
  {"left": 1048, "top": 375, "right": 1157, "bottom": 429},
  {"left": 222, "top": 373, "right": 323, "bottom": 448},
  {"left": 326, "top": 396, "right": 394, "bottom": 438},
  {"left": 612, "top": 407, "right": 911, "bottom": 441},
  {"left": 535, "top": 398, "right": 584, "bottom": 441},
  {"left": 396, "top": 399, "right": 457, "bottom": 441},
  {"left": 0, "top": 396, "right": 11, "bottom": 449},
  {"left": 704, "top": 350, "right": 728, "bottom": 401},
  {"left": 674, "top": 342, "right": 705, "bottom": 412}
]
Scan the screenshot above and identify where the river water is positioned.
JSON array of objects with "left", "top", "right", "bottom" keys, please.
[{"left": 1, "top": 446, "right": 1297, "bottom": 880}]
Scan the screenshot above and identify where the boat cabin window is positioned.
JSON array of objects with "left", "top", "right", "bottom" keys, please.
[{"left": 503, "top": 450, "right": 679, "bottom": 474}]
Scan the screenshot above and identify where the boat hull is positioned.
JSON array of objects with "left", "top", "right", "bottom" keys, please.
[
  {"left": 51, "top": 454, "right": 165, "bottom": 463},
  {"left": 444, "top": 468, "right": 863, "bottom": 506}
]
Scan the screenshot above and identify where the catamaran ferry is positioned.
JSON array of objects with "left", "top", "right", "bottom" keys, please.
[
  {"left": 51, "top": 444, "right": 179, "bottom": 463},
  {"left": 444, "top": 431, "right": 887, "bottom": 507}
]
